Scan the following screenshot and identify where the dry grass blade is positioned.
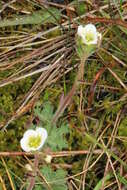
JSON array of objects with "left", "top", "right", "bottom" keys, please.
[
  {"left": 88, "top": 67, "right": 106, "bottom": 108},
  {"left": 2, "top": 53, "right": 68, "bottom": 130},
  {"left": 0, "top": 171, "right": 7, "bottom": 190},
  {"left": 108, "top": 68, "right": 127, "bottom": 91},
  {"left": 0, "top": 1, "right": 127, "bottom": 189},
  {"left": 1, "top": 158, "right": 15, "bottom": 190}
]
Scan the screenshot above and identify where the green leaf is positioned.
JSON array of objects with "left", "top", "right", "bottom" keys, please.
[
  {"left": 93, "top": 174, "right": 111, "bottom": 190},
  {"left": 34, "top": 102, "right": 69, "bottom": 151},
  {"left": 40, "top": 166, "right": 67, "bottom": 190},
  {"left": 117, "top": 173, "right": 127, "bottom": 186},
  {"left": 76, "top": 2, "right": 86, "bottom": 16},
  {"left": 34, "top": 185, "right": 44, "bottom": 190},
  {"left": 0, "top": 8, "right": 61, "bottom": 27},
  {"left": 46, "top": 123, "right": 69, "bottom": 151},
  {"left": 34, "top": 102, "right": 54, "bottom": 124}
]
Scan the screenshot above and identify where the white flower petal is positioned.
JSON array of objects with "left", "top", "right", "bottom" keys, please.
[
  {"left": 36, "top": 128, "right": 48, "bottom": 150},
  {"left": 23, "top": 129, "right": 35, "bottom": 138},
  {"left": 77, "top": 25, "right": 84, "bottom": 37},
  {"left": 20, "top": 127, "right": 48, "bottom": 152},
  {"left": 77, "top": 24, "right": 101, "bottom": 45},
  {"left": 84, "top": 24, "right": 97, "bottom": 33},
  {"left": 36, "top": 127, "right": 47, "bottom": 139},
  {"left": 20, "top": 137, "right": 31, "bottom": 152},
  {"left": 84, "top": 35, "right": 97, "bottom": 45}
]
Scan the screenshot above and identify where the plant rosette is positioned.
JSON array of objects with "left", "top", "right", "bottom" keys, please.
[
  {"left": 76, "top": 23, "right": 102, "bottom": 58},
  {"left": 20, "top": 127, "right": 47, "bottom": 152}
]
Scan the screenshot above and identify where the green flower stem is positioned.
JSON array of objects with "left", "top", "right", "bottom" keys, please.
[
  {"left": 76, "top": 53, "right": 88, "bottom": 86},
  {"left": 52, "top": 53, "right": 88, "bottom": 123}
]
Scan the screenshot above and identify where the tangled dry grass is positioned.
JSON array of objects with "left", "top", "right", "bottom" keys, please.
[{"left": 0, "top": 0, "right": 127, "bottom": 190}]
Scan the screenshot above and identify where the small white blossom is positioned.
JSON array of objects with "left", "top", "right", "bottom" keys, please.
[
  {"left": 20, "top": 127, "right": 47, "bottom": 152},
  {"left": 77, "top": 24, "right": 101, "bottom": 45},
  {"left": 45, "top": 155, "right": 52, "bottom": 163}
]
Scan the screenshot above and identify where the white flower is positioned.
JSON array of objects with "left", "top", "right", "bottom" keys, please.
[
  {"left": 45, "top": 155, "right": 52, "bottom": 163},
  {"left": 20, "top": 127, "right": 47, "bottom": 152},
  {"left": 77, "top": 24, "right": 101, "bottom": 45}
]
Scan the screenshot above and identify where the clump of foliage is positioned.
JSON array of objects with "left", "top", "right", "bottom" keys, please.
[
  {"left": 35, "top": 166, "right": 67, "bottom": 190},
  {"left": 21, "top": 102, "right": 69, "bottom": 189},
  {"left": 34, "top": 102, "right": 69, "bottom": 151}
]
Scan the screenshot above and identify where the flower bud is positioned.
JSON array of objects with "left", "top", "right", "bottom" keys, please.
[{"left": 45, "top": 155, "right": 52, "bottom": 164}]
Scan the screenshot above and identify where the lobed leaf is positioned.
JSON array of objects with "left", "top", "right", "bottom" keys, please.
[{"left": 40, "top": 166, "right": 67, "bottom": 190}]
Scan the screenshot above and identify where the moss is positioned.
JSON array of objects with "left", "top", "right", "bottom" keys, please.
[{"left": 0, "top": 75, "right": 34, "bottom": 184}]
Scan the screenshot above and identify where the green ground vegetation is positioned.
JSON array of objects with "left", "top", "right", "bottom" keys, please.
[{"left": 0, "top": 0, "right": 127, "bottom": 189}]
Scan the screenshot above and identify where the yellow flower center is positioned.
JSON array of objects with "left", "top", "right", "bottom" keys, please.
[
  {"left": 28, "top": 135, "right": 41, "bottom": 148},
  {"left": 85, "top": 32, "right": 94, "bottom": 42}
]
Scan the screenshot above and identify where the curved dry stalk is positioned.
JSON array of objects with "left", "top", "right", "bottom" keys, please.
[
  {"left": 1, "top": 158, "right": 15, "bottom": 190},
  {"left": 101, "top": 110, "right": 122, "bottom": 190},
  {"left": 0, "top": 149, "right": 104, "bottom": 157},
  {"left": 52, "top": 53, "right": 88, "bottom": 123},
  {"left": 101, "top": 139, "right": 121, "bottom": 190},
  {"left": 0, "top": 171, "right": 6, "bottom": 190}
]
